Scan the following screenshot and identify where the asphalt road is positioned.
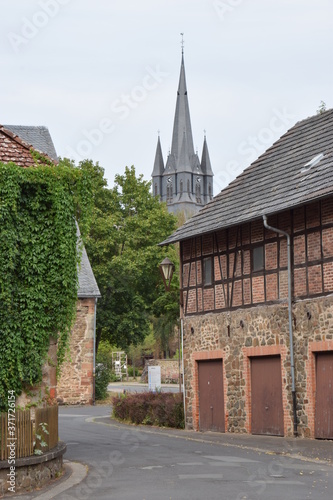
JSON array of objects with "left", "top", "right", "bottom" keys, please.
[
  {"left": 50, "top": 406, "right": 333, "bottom": 500},
  {"left": 108, "top": 382, "right": 181, "bottom": 394}
]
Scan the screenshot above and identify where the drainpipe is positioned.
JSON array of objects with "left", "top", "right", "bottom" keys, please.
[
  {"left": 93, "top": 298, "right": 97, "bottom": 406},
  {"left": 262, "top": 215, "right": 297, "bottom": 437},
  {"left": 181, "top": 318, "right": 186, "bottom": 426}
]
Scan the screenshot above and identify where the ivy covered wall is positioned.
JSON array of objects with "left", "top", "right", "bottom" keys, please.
[{"left": 0, "top": 161, "right": 92, "bottom": 411}]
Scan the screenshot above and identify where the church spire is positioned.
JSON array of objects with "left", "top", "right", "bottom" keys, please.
[
  {"left": 170, "top": 42, "right": 195, "bottom": 165},
  {"left": 152, "top": 134, "right": 164, "bottom": 177}
]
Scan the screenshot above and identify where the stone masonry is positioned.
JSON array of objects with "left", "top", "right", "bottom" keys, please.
[
  {"left": 57, "top": 298, "right": 95, "bottom": 405},
  {"left": 183, "top": 294, "right": 333, "bottom": 438}
]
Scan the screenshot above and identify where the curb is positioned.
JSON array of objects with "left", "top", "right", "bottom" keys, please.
[
  {"left": 89, "top": 416, "right": 333, "bottom": 467},
  {"left": 7, "top": 461, "right": 87, "bottom": 500}
]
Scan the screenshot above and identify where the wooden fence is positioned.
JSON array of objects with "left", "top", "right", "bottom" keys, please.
[{"left": 0, "top": 406, "right": 58, "bottom": 460}]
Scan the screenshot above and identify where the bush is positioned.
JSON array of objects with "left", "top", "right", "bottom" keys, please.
[
  {"left": 95, "top": 362, "right": 111, "bottom": 400},
  {"left": 112, "top": 392, "right": 184, "bottom": 428},
  {"left": 127, "top": 366, "right": 141, "bottom": 377}
]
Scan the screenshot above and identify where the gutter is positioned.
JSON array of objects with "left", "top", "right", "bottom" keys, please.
[{"left": 262, "top": 215, "right": 297, "bottom": 437}]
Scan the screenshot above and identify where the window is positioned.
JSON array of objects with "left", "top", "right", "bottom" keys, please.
[
  {"left": 203, "top": 257, "right": 213, "bottom": 285},
  {"left": 180, "top": 179, "right": 183, "bottom": 195},
  {"left": 154, "top": 183, "right": 158, "bottom": 196},
  {"left": 252, "top": 246, "right": 264, "bottom": 272}
]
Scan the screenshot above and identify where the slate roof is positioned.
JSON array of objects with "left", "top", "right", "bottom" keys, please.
[
  {"left": 4, "top": 125, "right": 58, "bottom": 162},
  {"left": 0, "top": 126, "right": 48, "bottom": 167},
  {"left": 0, "top": 125, "right": 101, "bottom": 299},
  {"left": 161, "top": 109, "right": 333, "bottom": 245},
  {"left": 78, "top": 244, "right": 101, "bottom": 298}
]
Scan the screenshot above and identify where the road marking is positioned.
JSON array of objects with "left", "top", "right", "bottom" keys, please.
[
  {"left": 176, "top": 462, "right": 204, "bottom": 466},
  {"left": 179, "top": 474, "right": 224, "bottom": 480},
  {"left": 203, "top": 455, "right": 259, "bottom": 463},
  {"left": 140, "top": 465, "right": 164, "bottom": 470},
  {"left": 250, "top": 480, "right": 304, "bottom": 485},
  {"left": 59, "top": 414, "right": 91, "bottom": 418},
  {"left": 209, "top": 462, "right": 240, "bottom": 467}
]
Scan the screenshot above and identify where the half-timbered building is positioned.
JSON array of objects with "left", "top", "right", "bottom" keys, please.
[{"left": 161, "top": 109, "right": 333, "bottom": 439}]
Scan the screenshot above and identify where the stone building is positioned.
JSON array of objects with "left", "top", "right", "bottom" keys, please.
[
  {"left": 161, "top": 109, "right": 333, "bottom": 439},
  {"left": 0, "top": 125, "right": 100, "bottom": 405},
  {"left": 152, "top": 49, "right": 214, "bottom": 218}
]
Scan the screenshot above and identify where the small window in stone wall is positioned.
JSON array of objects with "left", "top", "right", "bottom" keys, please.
[
  {"left": 252, "top": 245, "right": 264, "bottom": 272},
  {"left": 203, "top": 256, "right": 213, "bottom": 285}
]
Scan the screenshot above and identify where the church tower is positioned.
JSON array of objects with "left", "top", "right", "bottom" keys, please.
[{"left": 152, "top": 42, "right": 214, "bottom": 217}]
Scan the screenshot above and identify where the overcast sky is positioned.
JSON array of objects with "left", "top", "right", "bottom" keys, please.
[{"left": 1, "top": 0, "right": 332, "bottom": 192}]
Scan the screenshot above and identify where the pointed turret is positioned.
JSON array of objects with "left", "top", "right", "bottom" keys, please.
[
  {"left": 152, "top": 135, "right": 164, "bottom": 177},
  {"left": 201, "top": 135, "right": 214, "bottom": 203},
  {"left": 201, "top": 135, "right": 213, "bottom": 176},
  {"left": 152, "top": 136, "right": 164, "bottom": 199}
]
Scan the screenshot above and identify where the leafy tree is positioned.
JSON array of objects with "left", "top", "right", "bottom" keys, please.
[{"left": 79, "top": 164, "right": 179, "bottom": 351}]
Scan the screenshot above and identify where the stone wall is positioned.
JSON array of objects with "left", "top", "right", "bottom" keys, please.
[
  {"left": 0, "top": 442, "right": 66, "bottom": 496},
  {"left": 142, "top": 359, "right": 180, "bottom": 384},
  {"left": 57, "top": 298, "right": 95, "bottom": 405},
  {"left": 183, "top": 294, "right": 333, "bottom": 438}
]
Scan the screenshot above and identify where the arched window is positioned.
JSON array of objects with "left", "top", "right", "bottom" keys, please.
[
  {"left": 167, "top": 177, "right": 173, "bottom": 202},
  {"left": 196, "top": 178, "right": 201, "bottom": 203},
  {"left": 187, "top": 179, "right": 190, "bottom": 193},
  {"left": 180, "top": 180, "right": 183, "bottom": 195},
  {"left": 154, "top": 183, "right": 158, "bottom": 196},
  {"left": 208, "top": 184, "right": 212, "bottom": 199}
]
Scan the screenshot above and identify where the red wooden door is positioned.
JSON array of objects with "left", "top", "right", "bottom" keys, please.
[
  {"left": 251, "top": 356, "right": 284, "bottom": 436},
  {"left": 315, "top": 352, "right": 333, "bottom": 439},
  {"left": 198, "top": 359, "right": 225, "bottom": 432}
]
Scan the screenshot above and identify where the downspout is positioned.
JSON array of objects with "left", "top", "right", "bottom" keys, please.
[
  {"left": 93, "top": 297, "right": 97, "bottom": 406},
  {"left": 181, "top": 318, "right": 186, "bottom": 426},
  {"left": 262, "top": 215, "right": 297, "bottom": 436}
]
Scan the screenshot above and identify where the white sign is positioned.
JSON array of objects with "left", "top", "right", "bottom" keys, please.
[{"left": 148, "top": 366, "right": 161, "bottom": 392}]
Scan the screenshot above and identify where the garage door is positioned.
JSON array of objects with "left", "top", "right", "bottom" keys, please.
[
  {"left": 198, "top": 359, "right": 224, "bottom": 432},
  {"left": 315, "top": 351, "right": 333, "bottom": 439},
  {"left": 251, "top": 355, "right": 284, "bottom": 436}
]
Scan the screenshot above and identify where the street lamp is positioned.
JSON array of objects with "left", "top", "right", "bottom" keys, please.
[{"left": 159, "top": 257, "right": 175, "bottom": 291}]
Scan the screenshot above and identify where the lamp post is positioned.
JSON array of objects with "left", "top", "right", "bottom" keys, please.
[
  {"left": 159, "top": 257, "right": 183, "bottom": 396},
  {"left": 159, "top": 257, "right": 175, "bottom": 291}
]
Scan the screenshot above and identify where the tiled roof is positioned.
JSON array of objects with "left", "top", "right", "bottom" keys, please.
[
  {"left": 76, "top": 225, "right": 101, "bottom": 299},
  {"left": 78, "top": 245, "right": 101, "bottom": 298},
  {"left": 4, "top": 125, "right": 58, "bottom": 162},
  {"left": 161, "top": 109, "right": 333, "bottom": 245},
  {"left": 0, "top": 125, "right": 101, "bottom": 299},
  {"left": 0, "top": 126, "right": 56, "bottom": 167},
  {"left": 0, "top": 126, "right": 38, "bottom": 167}
]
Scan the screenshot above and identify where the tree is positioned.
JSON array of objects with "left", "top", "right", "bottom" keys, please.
[{"left": 79, "top": 164, "right": 179, "bottom": 351}]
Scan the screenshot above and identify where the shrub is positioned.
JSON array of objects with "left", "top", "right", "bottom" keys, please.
[
  {"left": 95, "top": 359, "right": 112, "bottom": 400},
  {"left": 112, "top": 392, "right": 184, "bottom": 428},
  {"left": 127, "top": 366, "right": 141, "bottom": 377}
]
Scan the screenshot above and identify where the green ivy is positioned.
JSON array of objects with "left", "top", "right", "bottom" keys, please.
[{"left": 0, "top": 161, "right": 93, "bottom": 411}]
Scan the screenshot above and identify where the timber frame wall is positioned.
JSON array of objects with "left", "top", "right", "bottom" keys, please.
[{"left": 181, "top": 198, "right": 333, "bottom": 316}]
